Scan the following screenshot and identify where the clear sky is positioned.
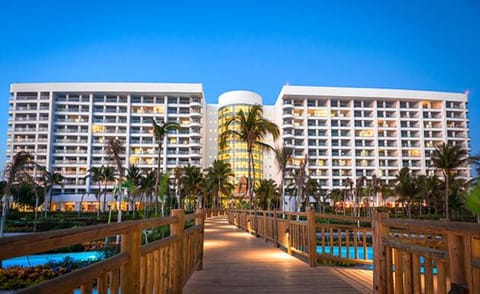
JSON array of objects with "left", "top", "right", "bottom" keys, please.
[{"left": 1, "top": 0, "right": 479, "bottom": 169}]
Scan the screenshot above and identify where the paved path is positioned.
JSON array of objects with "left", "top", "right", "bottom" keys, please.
[{"left": 183, "top": 216, "right": 372, "bottom": 294}]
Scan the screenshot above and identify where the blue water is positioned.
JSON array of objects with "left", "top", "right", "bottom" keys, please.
[
  {"left": 2, "top": 251, "right": 103, "bottom": 268},
  {"left": 317, "top": 245, "right": 373, "bottom": 260}
]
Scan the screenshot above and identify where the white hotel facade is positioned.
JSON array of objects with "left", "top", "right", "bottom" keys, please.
[{"left": 7, "top": 83, "right": 470, "bottom": 211}]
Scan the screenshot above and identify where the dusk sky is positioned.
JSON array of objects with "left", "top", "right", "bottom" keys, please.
[{"left": 1, "top": 1, "right": 479, "bottom": 169}]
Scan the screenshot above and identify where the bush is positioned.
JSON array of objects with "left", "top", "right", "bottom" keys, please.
[{"left": 0, "top": 256, "right": 100, "bottom": 290}]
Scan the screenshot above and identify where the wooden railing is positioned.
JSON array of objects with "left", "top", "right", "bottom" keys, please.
[
  {"left": 373, "top": 213, "right": 480, "bottom": 294},
  {"left": 228, "top": 209, "right": 480, "bottom": 294},
  {"left": 227, "top": 209, "right": 373, "bottom": 268},
  {"left": 0, "top": 209, "right": 205, "bottom": 294}
]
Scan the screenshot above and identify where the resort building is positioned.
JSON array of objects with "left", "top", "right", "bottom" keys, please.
[
  {"left": 7, "top": 83, "right": 470, "bottom": 211},
  {"left": 8, "top": 83, "right": 205, "bottom": 211}
]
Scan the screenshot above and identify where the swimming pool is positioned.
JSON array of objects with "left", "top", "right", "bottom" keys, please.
[
  {"left": 1, "top": 251, "right": 103, "bottom": 268},
  {"left": 317, "top": 245, "right": 373, "bottom": 260}
]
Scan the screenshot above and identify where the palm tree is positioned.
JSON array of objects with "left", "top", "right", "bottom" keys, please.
[
  {"left": 101, "top": 166, "right": 115, "bottom": 213},
  {"left": 41, "top": 169, "right": 64, "bottom": 217},
  {"left": 274, "top": 144, "right": 293, "bottom": 211},
  {"left": 430, "top": 143, "right": 468, "bottom": 220},
  {"left": 85, "top": 166, "right": 104, "bottom": 218},
  {"left": 181, "top": 165, "right": 204, "bottom": 210},
  {"left": 254, "top": 179, "right": 281, "bottom": 211},
  {"left": 140, "top": 169, "right": 156, "bottom": 216},
  {"left": 290, "top": 156, "right": 308, "bottom": 213},
  {"left": 329, "top": 189, "right": 343, "bottom": 214},
  {"left": 1, "top": 151, "right": 35, "bottom": 236},
  {"left": 173, "top": 167, "right": 183, "bottom": 209},
  {"left": 220, "top": 104, "right": 280, "bottom": 209},
  {"left": 125, "top": 164, "right": 142, "bottom": 214},
  {"left": 305, "top": 178, "right": 320, "bottom": 211},
  {"left": 205, "top": 160, "right": 234, "bottom": 209},
  {"left": 395, "top": 167, "right": 418, "bottom": 218},
  {"left": 106, "top": 138, "right": 125, "bottom": 180},
  {"left": 152, "top": 119, "right": 180, "bottom": 215}
]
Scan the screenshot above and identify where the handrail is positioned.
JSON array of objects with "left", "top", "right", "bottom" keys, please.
[{"left": 0, "top": 209, "right": 210, "bottom": 293}]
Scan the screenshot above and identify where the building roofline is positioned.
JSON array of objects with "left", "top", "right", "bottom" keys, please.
[
  {"left": 275, "top": 85, "right": 468, "bottom": 104},
  {"left": 10, "top": 82, "right": 204, "bottom": 95}
]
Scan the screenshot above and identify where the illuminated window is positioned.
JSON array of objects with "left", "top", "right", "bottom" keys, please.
[{"left": 92, "top": 125, "right": 104, "bottom": 133}]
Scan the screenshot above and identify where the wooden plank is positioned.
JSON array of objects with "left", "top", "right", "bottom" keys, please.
[
  {"left": 184, "top": 216, "right": 372, "bottom": 293},
  {"left": 424, "top": 256, "right": 433, "bottom": 294}
]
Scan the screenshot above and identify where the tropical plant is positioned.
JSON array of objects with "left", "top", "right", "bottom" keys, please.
[
  {"left": 254, "top": 179, "right": 281, "bottom": 211},
  {"left": 41, "top": 169, "right": 64, "bottom": 217},
  {"left": 101, "top": 166, "right": 115, "bottom": 213},
  {"left": 219, "top": 104, "right": 280, "bottom": 209},
  {"left": 125, "top": 164, "right": 142, "bottom": 215},
  {"left": 305, "top": 178, "right": 320, "bottom": 210},
  {"left": 204, "top": 160, "right": 234, "bottom": 209},
  {"left": 329, "top": 189, "right": 343, "bottom": 214},
  {"left": 1, "top": 151, "right": 35, "bottom": 236},
  {"left": 173, "top": 167, "right": 183, "bottom": 209},
  {"left": 140, "top": 169, "right": 156, "bottom": 216},
  {"left": 180, "top": 165, "right": 204, "bottom": 211},
  {"left": 430, "top": 143, "right": 468, "bottom": 220},
  {"left": 152, "top": 119, "right": 180, "bottom": 215},
  {"left": 85, "top": 166, "right": 104, "bottom": 218},
  {"left": 465, "top": 184, "right": 480, "bottom": 219},
  {"left": 394, "top": 167, "right": 418, "bottom": 218},
  {"left": 290, "top": 156, "right": 308, "bottom": 213},
  {"left": 274, "top": 144, "right": 293, "bottom": 211},
  {"left": 105, "top": 138, "right": 125, "bottom": 180}
]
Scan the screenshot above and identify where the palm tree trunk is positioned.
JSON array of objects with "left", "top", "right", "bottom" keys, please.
[
  {"left": 247, "top": 147, "right": 253, "bottom": 210},
  {"left": 155, "top": 142, "right": 162, "bottom": 216},
  {"left": 34, "top": 189, "right": 39, "bottom": 232},
  {"left": 44, "top": 189, "right": 49, "bottom": 218},
  {"left": 0, "top": 196, "right": 8, "bottom": 237},
  {"left": 103, "top": 181, "right": 108, "bottom": 213}
]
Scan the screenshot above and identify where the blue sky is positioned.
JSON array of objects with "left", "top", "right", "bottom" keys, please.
[{"left": 0, "top": 1, "right": 479, "bottom": 169}]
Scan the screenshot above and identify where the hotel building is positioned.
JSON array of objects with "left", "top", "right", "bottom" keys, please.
[{"left": 7, "top": 83, "right": 470, "bottom": 210}]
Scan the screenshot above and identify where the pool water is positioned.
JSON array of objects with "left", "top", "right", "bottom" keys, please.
[
  {"left": 2, "top": 251, "right": 103, "bottom": 268},
  {"left": 317, "top": 246, "right": 373, "bottom": 260}
]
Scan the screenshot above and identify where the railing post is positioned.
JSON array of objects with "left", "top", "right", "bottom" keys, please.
[
  {"left": 307, "top": 208, "right": 317, "bottom": 267},
  {"left": 287, "top": 213, "right": 293, "bottom": 256},
  {"left": 373, "top": 212, "right": 389, "bottom": 294},
  {"left": 170, "top": 209, "right": 185, "bottom": 293},
  {"left": 195, "top": 208, "right": 205, "bottom": 270},
  {"left": 447, "top": 232, "right": 467, "bottom": 292},
  {"left": 274, "top": 210, "right": 279, "bottom": 248},
  {"left": 120, "top": 227, "right": 141, "bottom": 293}
]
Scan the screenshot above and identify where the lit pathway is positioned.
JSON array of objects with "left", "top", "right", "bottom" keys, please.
[{"left": 183, "top": 216, "right": 372, "bottom": 294}]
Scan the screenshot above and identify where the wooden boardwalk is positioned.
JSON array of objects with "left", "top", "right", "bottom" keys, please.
[{"left": 183, "top": 216, "right": 372, "bottom": 293}]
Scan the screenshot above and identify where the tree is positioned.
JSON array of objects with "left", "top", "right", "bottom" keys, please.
[
  {"left": 220, "top": 104, "right": 280, "bottom": 209},
  {"left": 85, "top": 166, "right": 104, "bottom": 218},
  {"left": 430, "top": 143, "right": 468, "bottom": 220},
  {"left": 305, "top": 178, "right": 320, "bottom": 211},
  {"left": 152, "top": 119, "right": 180, "bottom": 215},
  {"left": 106, "top": 138, "right": 125, "bottom": 180},
  {"left": 254, "top": 179, "right": 281, "bottom": 211},
  {"left": 125, "top": 164, "right": 142, "bottom": 215},
  {"left": 465, "top": 184, "right": 480, "bottom": 221},
  {"left": 173, "top": 167, "right": 183, "bottom": 209},
  {"left": 204, "top": 160, "right": 234, "bottom": 209},
  {"left": 41, "top": 169, "right": 64, "bottom": 217},
  {"left": 290, "top": 156, "right": 308, "bottom": 213},
  {"left": 1, "top": 151, "right": 35, "bottom": 237},
  {"left": 329, "top": 189, "right": 343, "bottom": 214},
  {"left": 395, "top": 167, "right": 418, "bottom": 218},
  {"left": 139, "top": 169, "right": 156, "bottom": 216},
  {"left": 181, "top": 165, "right": 204, "bottom": 211},
  {"left": 101, "top": 166, "right": 115, "bottom": 213},
  {"left": 274, "top": 144, "right": 293, "bottom": 211}
]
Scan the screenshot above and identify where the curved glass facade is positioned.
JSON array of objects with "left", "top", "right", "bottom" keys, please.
[{"left": 218, "top": 104, "right": 263, "bottom": 187}]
